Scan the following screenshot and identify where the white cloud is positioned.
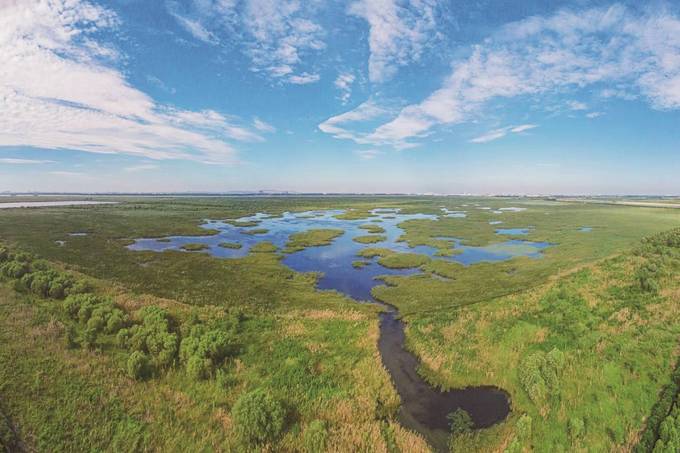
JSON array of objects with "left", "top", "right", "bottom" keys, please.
[
  {"left": 0, "top": 158, "right": 55, "bottom": 164},
  {"left": 348, "top": 0, "right": 439, "bottom": 83},
  {"left": 586, "top": 111, "right": 605, "bottom": 118},
  {"left": 49, "top": 171, "right": 88, "bottom": 177},
  {"left": 511, "top": 124, "right": 537, "bottom": 133},
  {"left": 243, "top": 1, "right": 325, "bottom": 83},
  {"left": 324, "top": 4, "right": 680, "bottom": 148},
  {"left": 470, "top": 124, "right": 537, "bottom": 143},
  {"left": 0, "top": 0, "right": 263, "bottom": 164},
  {"left": 566, "top": 100, "right": 588, "bottom": 111},
  {"left": 334, "top": 72, "right": 356, "bottom": 104},
  {"left": 288, "top": 72, "right": 321, "bottom": 84},
  {"left": 354, "top": 149, "right": 382, "bottom": 160},
  {"left": 124, "top": 164, "right": 159, "bottom": 172},
  {"left": 253, "top": 117, "right": 276, "bottom": 133},
  {"left": 168, "top": 0, "right": 324, "bottom": 85},
  {"left": 318, "top": 100, "right": 392, "bottom": 144}
]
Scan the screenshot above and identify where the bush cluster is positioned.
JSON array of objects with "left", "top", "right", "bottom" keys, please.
[
  {"left": 63, "top": 294, "right": 129, "bottom": 348},
  {"left": 179, "top": 324, "right": 239, "bottom": 380},
  {"left": 117, "top": 306, "right": 179, "bottom": 378},
  {"left": 636, "top": 365, "right": 680, "bottom": 452},
  {"left": 0, "top": 245, "right": 89, "bottom": 299},
  {"left": 652, "top": 404, "right": 680, "bottom": 452},
  {"left": 518, "top": 348, "right": 565, "bottom": 406}
]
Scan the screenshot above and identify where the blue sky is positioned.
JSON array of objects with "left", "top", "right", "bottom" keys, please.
[{"left": 1, "top": 0, "right": 679, "bottom": 194}]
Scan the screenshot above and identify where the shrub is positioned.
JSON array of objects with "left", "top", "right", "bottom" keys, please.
[
  {"left": 519, "top": 348, "right": 565, "bottom": 406},
  {"left": 82, "top": 327, "right": 98, "bottom": 350},
  {"left": 48, "top": 276, "right": 72, "bottom": 299},
  {"left": 127, "top": 351, "right": 151, "bottom": 380},
  {"left": 179, "top": 324, "right": 239, "bottom": 380},
  {"left": 67, "top": 279, "right": 92, "bottom": 295},
  {"left": 0, "top": 261, "right": 29, "bottom": 278},
  {"left": 126, "top": 306, "right": 178, "bottom": 370},
  {"left": 116, "top": 328, "right": 131, "bottom": 348},
  {"left": 65, "top": 324, "right": 78, "bottom": 349},
  {"left": 186, "top": 355, "right": 211, "bottom": 380},
  {"left": 232, "top": 389, "right": 285, "bottom": 446},
  {"left": 448, "top": 408, "right": 473, "bottom": 436},
  {"left": 516, "top": 414, "right": 532, "bottom": 441},
  {"left": 303, "top": 420, "right": 328, "bottom": 453}
]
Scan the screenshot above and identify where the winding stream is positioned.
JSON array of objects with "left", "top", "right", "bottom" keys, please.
[{"left": 128, "top": 209, "right": 547, "bottom": 450}]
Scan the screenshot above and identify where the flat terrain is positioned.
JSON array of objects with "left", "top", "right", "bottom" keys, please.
[{"left": 1, "top": 196, "right": 679, "bottom": 452}]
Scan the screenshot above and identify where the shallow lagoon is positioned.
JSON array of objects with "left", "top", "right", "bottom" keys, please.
[{"left": 129, "top": 209, "right": 550, "bottom": 283}]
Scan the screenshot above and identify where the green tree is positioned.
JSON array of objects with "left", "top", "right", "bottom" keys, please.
[{"left": 127, "top": 351, "right": 151, "bottom": 380}]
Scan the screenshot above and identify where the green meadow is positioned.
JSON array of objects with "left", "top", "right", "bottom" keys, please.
[{"left": 0, "top": 196, "right": 679, "bottom": 452}]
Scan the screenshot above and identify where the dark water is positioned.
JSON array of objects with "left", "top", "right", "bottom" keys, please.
[{"left": 128, "top": 208, "right": 543, "bottom": 450}]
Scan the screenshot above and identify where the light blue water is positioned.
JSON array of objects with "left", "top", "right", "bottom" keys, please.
[
  {"left": 578, "top": 226, "right": 593, "bottom": 232},
  {"left": 495, "top": 228, "right": 530, "bottom": 235}
]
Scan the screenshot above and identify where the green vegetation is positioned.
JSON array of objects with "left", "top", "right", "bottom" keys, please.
[
  {"left": 359, "top": 224, "right": 386, "bottom": 234},
  {"left": 285, "top": 228, "right": 344, "bottom": 252},
  {"left": 180, "top": 243, "right": 209, "bottom": 251},
  {"left": 353, "top": 234, "right": 387, "bottom": 244},
  {"left": 378, "top": 252, "right": 430, "bottom": 269},
  {"left": 218, "top": 241, "right": 242, "bottom": 249},
  {"left": 353, "top": 260, "right": 371, "bottom": 268},
  {"left": 231, "top": 388, "right": 286, "bottom": 446},
  {"left": 357, "top": 247, "right": 393, "bottom": 258},
  {"left": 242, "top": 228, "right": 269, "bottom": 235},
  {"left": 2, "top": 196, "right": 680, "bottom": 452}
]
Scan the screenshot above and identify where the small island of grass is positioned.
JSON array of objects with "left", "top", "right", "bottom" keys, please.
[
  {"left": 242, "top": 228, "right": 269, "bottom": 235},
  {"left": 357, "top": 247, "right": 394, "bottom": 258},
  {"left": 359, "top": 224, "right": 386, "bottom": 234},
  {"left": 353, "top": 235, "right": 386, "bottom": 244},
  {"left": 249, "top": 241, "right": 277, "bottom": 253},
  {"left": 156, "top": 238, "right": 171, "bottom": 243},
  {"left": 352, "top": 260, "right": 371, "bottom": 268},
  {"left": 180, "top": 243, "right": 209, "bottom": 251},
  {"left": 285, "top": 229, "right": 344, "bottom": 252},
  {"left": 218, "top": 241, "right": 242, "bottom": 249},
  {"left": 378, "top": 252, "right": 430, "bottom": 269}
]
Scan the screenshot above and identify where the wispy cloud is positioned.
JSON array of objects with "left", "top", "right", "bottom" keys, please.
[
  {"left": 348, "top": 0, "right": 440, "bottom": 83},
  {"left": 324, "top": 5, "right": 680, "bottom": 148},
  {"left": 124, "top": 164, "right": 159, "bottom": 172},
  {"left": 586, "top": 111, "right": 605, "bottom": 119},
  {"left": 0, "top": 158, "right": 55, "bottom": 164},
  {"left": 49, "top": 171, "right": 88, "bottom": 177},
  {"left": 318, "top": 100, "right": 393, "bottom": 144},
  {"left": 566, "top": 100, "right": 588, "bottom": 111},
  {"left": 0, "top": 0, "right": 263, "bottom": 164},
  {"left": 354, "top": 149, "right": 382, "bottom": 160},
  {"left": 167, "top": 0, "right": 324, "bottom": 85},
  {"left": 288, "top": 73, "right": 320, "bottom": 85},
  {"left": 470, "top": 124, "right": 537, "bottom": 143},
  {"left": 334, "top": 72, "right": 356, "bottom": 104},
  {"left": 253, "top": 117, "right": 276, "bottom": 133}
]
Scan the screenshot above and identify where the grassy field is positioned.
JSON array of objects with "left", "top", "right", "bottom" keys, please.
[{"left": 0, "top": 195, "right": 679, "bottom": 452}]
